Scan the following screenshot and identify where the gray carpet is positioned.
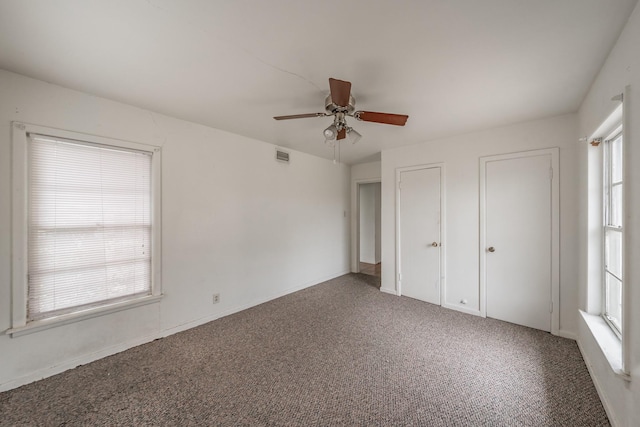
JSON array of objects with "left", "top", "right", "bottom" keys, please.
[{"left": 0, "top": 273, "right": 608, "bottom": 426}]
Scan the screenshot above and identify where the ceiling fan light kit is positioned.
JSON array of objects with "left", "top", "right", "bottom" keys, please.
[
  {"left": 274, "top": 77, "right": 408, "bottom": 149},
  {"left": 347, "top": 128, "right": 362, "bottom": 144},
  {"left": 323, "top": 124, "right": 338, "bottom": 140}
]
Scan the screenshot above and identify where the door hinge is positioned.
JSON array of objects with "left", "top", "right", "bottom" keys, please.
[
  {"left": 549, "top": 167, "right": 553, "bottom": 181},
  {"left": 398, "top": 273, "right": 402, "bottom": 282},
  {"left": 398, "top": 181, "right": 402, "bottom": 190},
  {"left": 549, "top": 301, "right": 553, "bottom": 313}
]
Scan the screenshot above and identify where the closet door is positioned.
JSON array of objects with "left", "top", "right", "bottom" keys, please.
[
  {"left": 484, "top": 153, "right": 553, "bottom": 332},
  {"left": 398, "top": 166, "right": 441, "bottom": 305}
]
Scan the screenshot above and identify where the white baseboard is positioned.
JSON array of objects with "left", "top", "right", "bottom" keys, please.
[
  {"left": 0, "top": 331, "right": 160, "bottom": 393},
  {"left": 0, "top": 269, "right": 350, "bottom": 393},
  {"left": 441, "top": 303, "right": 482, "bottom": 317},
  {"left": 576, "top": 337, "right": 619, "bottom": 427},
  {"left": 555, "top": 329, "right": 577, "bottom": 340},
  {"left": 379, "top": 287, "right": 397, "bottom": 295},
  {"left": 161, "top": 269, "right": 350, "bottom": 338}
]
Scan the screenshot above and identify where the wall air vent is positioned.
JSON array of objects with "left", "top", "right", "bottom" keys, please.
[{"left": 276, "top": 149, "right": 290, "bottom": 163}]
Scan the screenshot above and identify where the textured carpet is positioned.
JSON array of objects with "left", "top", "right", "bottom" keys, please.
[{"left": 0, "top": 274, "right": 608, "bottom": 426}]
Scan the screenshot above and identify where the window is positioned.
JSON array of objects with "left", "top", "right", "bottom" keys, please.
[
  {"left": 11, "top": 123, "right": 162, "bottom": 335},
  {"left": 603, "top": 126, "right": 623, "bottom": 335},
  {"left": 582, "top": 91, "right": 629, "bottom": 378}
]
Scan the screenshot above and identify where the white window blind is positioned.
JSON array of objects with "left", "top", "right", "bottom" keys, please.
[{"left": 28, "top": 134, "right": 152, "bottom": 321}]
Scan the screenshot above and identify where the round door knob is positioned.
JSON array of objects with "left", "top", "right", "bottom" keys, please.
[
  {"left": 431, "top": 242, "right": 439, "bottom": 247},
  {"left": 488, "top": 246, "right": 495, "bottom": 252}
]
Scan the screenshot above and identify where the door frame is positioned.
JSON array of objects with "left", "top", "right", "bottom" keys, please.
[
  {"left": 479, "top": 148, "right": 560, "bottom": 334},
  {"left": 395, "top": 163, "right": 446, "bottom": 301},
  {"left": 353, "top": 179, "right": 381, "bottom": 274}
]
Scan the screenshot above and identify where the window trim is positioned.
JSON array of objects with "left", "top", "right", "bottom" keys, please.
[
  {"left": 602, "top": 129, "right": 623, "bottom": 338},
  {"left": 8, "top": 122, "right": 162, "bottom": 337}
]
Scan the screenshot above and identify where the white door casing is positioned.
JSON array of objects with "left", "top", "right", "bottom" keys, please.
[
  {"left": 480, "top": 148, "right": 560, "bottom": 334},
  {"left": 396, "top": 165, "right": 443, "bottom": 305}
]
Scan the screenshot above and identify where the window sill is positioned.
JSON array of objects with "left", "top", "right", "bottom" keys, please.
[
  {"left": 6, "top": 294, "right": 163, "bottom": 338},
  {"left": 580, "top": 310, "right": 630, "bottom": 381}
]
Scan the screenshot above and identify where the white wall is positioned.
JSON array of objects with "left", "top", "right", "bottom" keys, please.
[
  {"left": 350, "top": 161, "right": 381, "bottom": 271},
  {"left": 359, "top": 183, "right": 376, "bottom": 264},
  {"left": 577, "top": 3, "right": 640, "bottom": 426},
  {"left": 358, "top": 182, "right": 381, "bottom": 264},
  {"left": 374, "top": 182, "right": 381, "bottom": 264},
  {"left": 0, "top": 70, "right": 350, "bottom": 391},
  {"left": 381, "top": 114, "right": 579, "bottom": 333}
]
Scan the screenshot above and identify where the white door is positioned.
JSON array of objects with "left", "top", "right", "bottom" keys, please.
[
  {"left": 399, "top": 167, "right": 441, "bottom": 304},
  {"left": 485, "top": 154, "right": 552, "bottom": 331}
]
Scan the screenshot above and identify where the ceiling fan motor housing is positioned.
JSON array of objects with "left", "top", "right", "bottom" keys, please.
[{"left": 325, "top": 94, "right": 355, "bottom": 115}]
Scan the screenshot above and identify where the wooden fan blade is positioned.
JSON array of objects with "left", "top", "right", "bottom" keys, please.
[
  {"left": 337, "top": 128, "right": 346, "bottom": 140},
  {"left": 273, "top": 113, "right": 325, "bottom": 120},
  {"left": 329, "top": 78, "right": 352, "bottom": 107},
  {"left": 355, "top": 111, "right": 409, "bottom": 126}
]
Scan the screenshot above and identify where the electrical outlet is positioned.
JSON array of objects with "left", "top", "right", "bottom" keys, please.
[{"left": 212, "top": 293, "right": 220, "bottom": 304}]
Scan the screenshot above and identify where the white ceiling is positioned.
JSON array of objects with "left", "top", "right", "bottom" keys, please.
[{"left": 0, "top": 0, "right": 637, "bottom": 164}]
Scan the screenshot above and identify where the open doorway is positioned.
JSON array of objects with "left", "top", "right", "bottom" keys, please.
[{"left": 358, "top": 182, "right": 381, "bottom": 277}]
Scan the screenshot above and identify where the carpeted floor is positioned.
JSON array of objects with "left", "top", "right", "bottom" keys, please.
[{"left": 0, "top": 274, "right": 608, "bottom": 426}]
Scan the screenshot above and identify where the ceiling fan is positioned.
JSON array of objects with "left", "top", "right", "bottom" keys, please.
[{"left": 274, "top": 78, "right": 409, "bottom": 144}]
